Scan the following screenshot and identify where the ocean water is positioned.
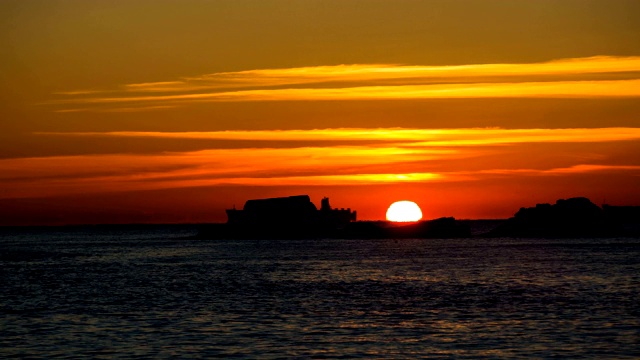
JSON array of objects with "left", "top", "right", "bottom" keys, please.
[{"left": 1, "top": 225, "right": 639, "bottom": 358}]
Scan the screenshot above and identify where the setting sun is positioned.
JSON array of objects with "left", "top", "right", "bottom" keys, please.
[
  {"left": 386, "top": 201, "right": 423, "bottom": 222},
  {"left": 1, "top": 1, "right": 640, "bottom": 227}
]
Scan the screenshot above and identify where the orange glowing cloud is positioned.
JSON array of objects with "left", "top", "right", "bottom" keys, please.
[
  {"left": 464, "top": 164, "right": 640, "bottom": 177},
  {"left": 0, "top": 145, "right": 455, "bottom": 199},
  {"left": 38, "top": 127, "right": 640, "bottom": 144},
  {"left": 123, "top": 55, "right": 640, "bottom": 92},
  {"left": 51, "top": 80, "right": 640, "bottom": 106},
  {"left": 2, "top": 127, "right": 638, "bottom": 200},
  {"left": 49, "top": 56, "right": 640, "bottom": 111}
]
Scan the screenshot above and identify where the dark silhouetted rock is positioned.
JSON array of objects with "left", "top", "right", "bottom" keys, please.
[
  {"left": 602, "top": 204, "right": 640, "bottom": 236},
  {"left": 488, "top": 197, "right": 639, "bottom": 238},
  {"left": 417, "top": 217, "right": 471, "bottom": 238},
  {"left": 196, "top": 195, "right": 639, "bottom": 240}
]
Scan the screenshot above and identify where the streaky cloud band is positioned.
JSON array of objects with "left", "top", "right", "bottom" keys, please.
[
  {"left": 49, "top": 56, "right": 640, "bottom": 111},
  {"left": 36, "top": 127, "right": 640, "bottom": 145}
]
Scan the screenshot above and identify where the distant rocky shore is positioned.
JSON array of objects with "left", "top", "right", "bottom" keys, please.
[
  {"left": 487, "top": 197, "right": 640, "bottom": 238},
  {"left": 195, "top": 197, "right": 639, "bottom": 239}
]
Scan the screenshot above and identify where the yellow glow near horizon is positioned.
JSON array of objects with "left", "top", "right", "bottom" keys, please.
[{"left": 386, "top": 201, "right": 423, "bottom": 222}]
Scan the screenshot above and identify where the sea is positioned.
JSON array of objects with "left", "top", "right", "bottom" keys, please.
[{"left": 1, "top": 224, "right": 639, "bottom": 359}]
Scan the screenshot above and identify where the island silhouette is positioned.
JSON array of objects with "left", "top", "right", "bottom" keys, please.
[
  {"left": 487, "top": 197, "right": 640, "bottom": 238},
  {"left": 196, "top": 195, "right": 639, "bottom": 239}
]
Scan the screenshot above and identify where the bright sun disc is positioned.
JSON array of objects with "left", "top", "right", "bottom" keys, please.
[{"left": 386, "top": 201, "right": 423, "bottom": 222}]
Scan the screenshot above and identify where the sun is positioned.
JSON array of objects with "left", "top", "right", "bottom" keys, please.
[{"left": 386, "top": 201, "right": 423, "bottom": 222}]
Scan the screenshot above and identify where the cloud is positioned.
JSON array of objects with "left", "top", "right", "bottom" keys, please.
[
  {"left": 0, "top": 145, "right": 458, "bottom": 198},
  {"left": 470, "top": 164, "right": 640, "bottom": 176},
  {"left": 53, "top": 105, "right": 177, "bottom": 113},
  {"left": 50, "top": 79, "right": 640, "bottom": 105},
  {"left": 49, "top": 56, "right": 640, "bottom": 110},
  {"left": 537, "top": 164, "right": 640, "bottom": 175},
  {"left": 53, "top": 89, "right": 107, "bottom": 96},
  {"left": 37, "top": 127, "right": 640, "bottom": 145},
  {"left": 3, "top": 149, "right": 638, "bottom": 199},
  {"left": 2, "top": 127, "right": 638, "bottom": 199},
  {"left": 123, "top": 56, "right": 640, "bottom": 92}
]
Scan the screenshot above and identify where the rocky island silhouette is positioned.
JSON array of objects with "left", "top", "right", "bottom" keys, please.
[
  {"left": 488, "top": 197, "right": 640, "bottom": 238},
  {"left": 196, "top": 195, "right": 639, "bottom": 239}
]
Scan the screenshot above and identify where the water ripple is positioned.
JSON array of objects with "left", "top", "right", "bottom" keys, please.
[{"left": 1, "top": 230, "right": 639, "bottom": 358}]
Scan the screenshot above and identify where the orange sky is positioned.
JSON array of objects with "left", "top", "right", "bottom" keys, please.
[{"left": 1, "top": 1, "right": 640, "bottom": 225}]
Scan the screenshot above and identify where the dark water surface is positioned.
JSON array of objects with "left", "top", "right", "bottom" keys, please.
[{"left": 1, "top": 225, "right": 639, "bottom": 358}]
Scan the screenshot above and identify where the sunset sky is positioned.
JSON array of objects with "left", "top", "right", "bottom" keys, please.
[{"left": 2, "top": 0, "right": 640, "bottom": 225}]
